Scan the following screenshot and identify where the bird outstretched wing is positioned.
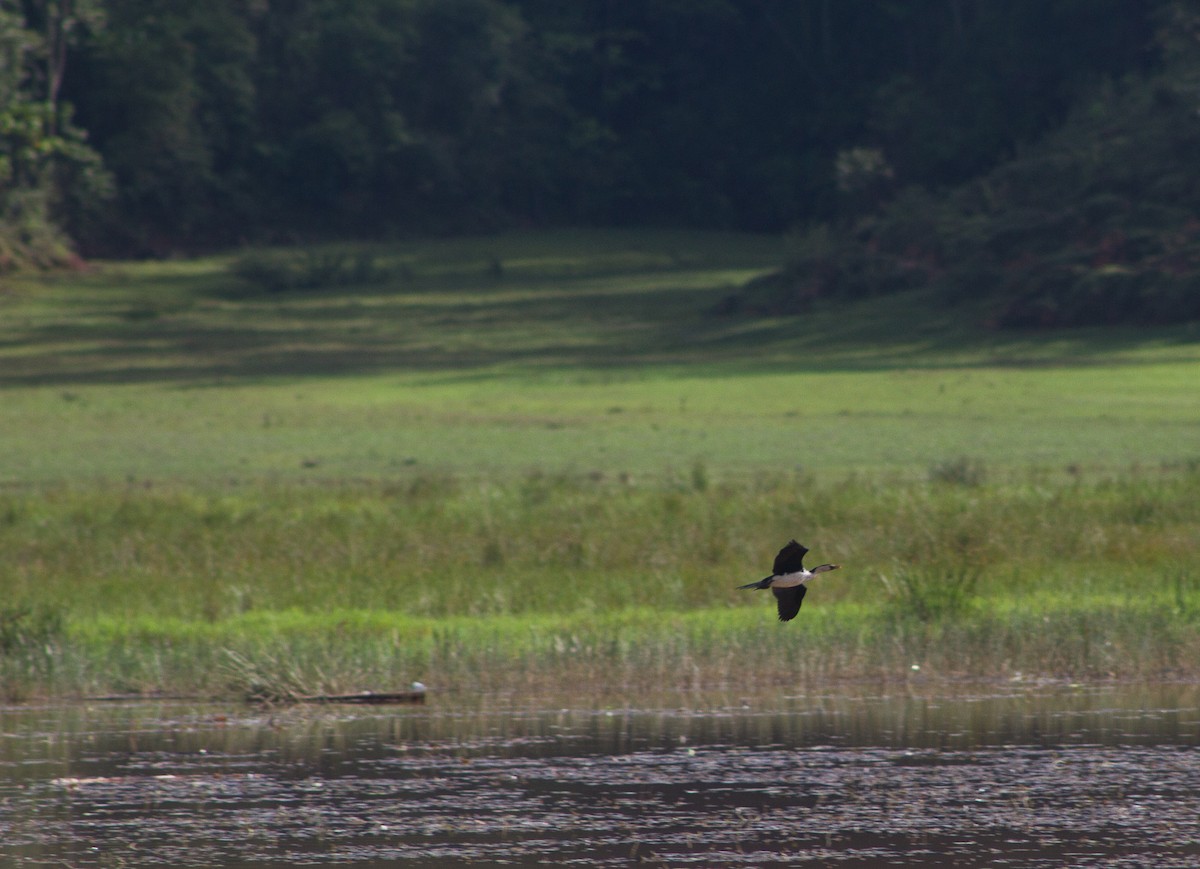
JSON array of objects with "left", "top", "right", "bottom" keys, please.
[
  {"left": 772, "top": 584, "right": 807, "bottom": 622},
  {"left": 772, "top": 540, "right": 808, "bottom": 575}
]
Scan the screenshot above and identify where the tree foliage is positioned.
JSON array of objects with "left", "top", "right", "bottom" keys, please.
[
  {"left": 0, "top": 0, "right": 110, "bottom": 268},
  {"left": 49, "top": 0, "right": 1161, "bottom": 250},
  {"left": 734, "top": 2, "right": 1200, "bottom": 327},
  {"left": 3, "top": 0, "right": 1197, "bottom": 331}
]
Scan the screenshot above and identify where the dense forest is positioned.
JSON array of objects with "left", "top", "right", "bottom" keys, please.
[{"left": 2, "top": 0, "right": 1199, "bottom": 324}]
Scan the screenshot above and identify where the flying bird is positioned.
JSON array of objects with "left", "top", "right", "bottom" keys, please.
[{"left": 738, "top": 540, "right": 840, "bottom": 621}]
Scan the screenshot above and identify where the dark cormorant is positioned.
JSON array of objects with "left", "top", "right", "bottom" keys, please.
[{"left": 738, "top": 540, "right": 840, "bottom": 621}]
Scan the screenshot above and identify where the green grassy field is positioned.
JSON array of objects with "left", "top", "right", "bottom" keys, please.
[{"left": 1, "top": 229, "right": 1198, "bottom": 700}]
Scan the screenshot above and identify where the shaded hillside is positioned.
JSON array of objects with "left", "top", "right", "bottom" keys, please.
[{"left": 728, "top": 8, "right": 1200, "bottom": 328}]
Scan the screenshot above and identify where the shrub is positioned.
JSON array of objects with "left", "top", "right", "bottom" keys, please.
[
  {"left": 0, "top": 603, "right": 65, "bottom": 700},
  {"left": 928, "top": 457, "right": 986, "bottom": 487},
  {"left": 0, "top": 604, "right": 64, "bottom": 655},
  {"left": 0, "top": 189, "right": 78, "bottom": 272},
  {"left": 881, "top": 566, "right": 980, "bottom": 622},
  {"left": 229, "top": 248, "right": 395, "bottom": 294},
  {"left": 725, "top": 43, "right": 1200, "bottom": 328}
]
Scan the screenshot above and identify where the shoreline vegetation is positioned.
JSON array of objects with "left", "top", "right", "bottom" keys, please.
[
  {"left": 2, "top": 468, "right": 1197, "bottom": 703},
  {"left": 1, "top": 231, "right": 1198, "bottom": 702}
]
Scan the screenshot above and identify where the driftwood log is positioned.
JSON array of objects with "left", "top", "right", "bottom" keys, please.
[{"left": 294, "top": 689, "right": 427, "bottom": 705}]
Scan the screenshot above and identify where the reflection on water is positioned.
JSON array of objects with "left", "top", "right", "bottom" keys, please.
[{"left": 2, "top": 684, "right": 1199, "bottom": 867}]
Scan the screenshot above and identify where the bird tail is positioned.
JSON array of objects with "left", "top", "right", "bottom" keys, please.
[{"left": 737, "top": 576, "right": 773, "bottom": 590}]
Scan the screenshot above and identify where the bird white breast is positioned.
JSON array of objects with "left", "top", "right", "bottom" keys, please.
[{"left": 771, "top": 571, "right": 812, "bottom": 588}]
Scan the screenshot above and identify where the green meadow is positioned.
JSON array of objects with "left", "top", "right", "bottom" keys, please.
[{"left": 1, "top": 230, "right": 1199, "bottom": 701}]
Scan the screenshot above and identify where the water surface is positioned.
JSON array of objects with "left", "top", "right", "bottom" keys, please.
[{"left": 2, "top": 683, "right": 1199, "bottom": 866}]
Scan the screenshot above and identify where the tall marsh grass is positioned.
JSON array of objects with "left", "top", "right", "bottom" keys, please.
[
  {"left": 8, "top": 601, "right": 1198, "bottom": 702},
  {"left": 6, "top": 468, "right": 1197, "bottom": 621},
  {"left": 2, "top": 467, "right": 1198, "bottom": 699}
]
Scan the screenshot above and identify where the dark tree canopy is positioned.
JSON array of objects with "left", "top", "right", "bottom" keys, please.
[{"left": 2, "top": 0, "right": 1188, "bottom": 316}]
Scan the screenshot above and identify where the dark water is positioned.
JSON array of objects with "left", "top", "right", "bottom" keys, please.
[{"left": 2, "top": 684, "right": 1199, "bottom": 867}]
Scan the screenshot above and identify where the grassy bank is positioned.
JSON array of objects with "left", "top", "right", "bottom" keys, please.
[
  {"left": 1, "top": 230, "right": 1198, "bottom": 699},
  {"left": 2, "top": 230, "right": 1198, "bottom": 484}
]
